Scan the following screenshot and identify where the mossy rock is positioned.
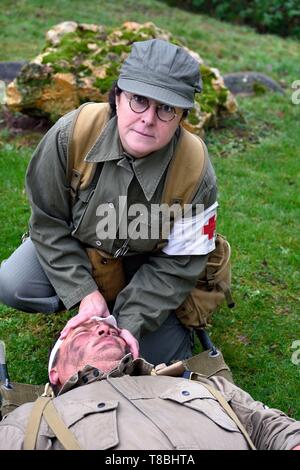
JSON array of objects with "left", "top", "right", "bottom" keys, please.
[{"left": 6, "top": 21, "right": 237, "bottom": 131}]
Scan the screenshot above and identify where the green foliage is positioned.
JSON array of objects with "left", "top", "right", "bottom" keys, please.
[
  {"left": 164, "top": 0, "right": 300, "bottom": 39},
  {"left": 199, "top": 64, "right": 228, "bottom": 114},
  {"left": 252, "top": 82, "right": 268, "bottom": 95},
  {"left": 42, "top": 33, "right": 91, "bottom": 71}
]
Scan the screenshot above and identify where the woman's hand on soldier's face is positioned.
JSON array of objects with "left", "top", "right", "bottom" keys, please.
[
  {"left": 60, "top": 290, "right": 110, "bottom": 340},
  {"left": 59, "top": 290, "right": 139, "bottom": 360},
  {"left": 118, "top": 328, "right": 139, "bottom": 359}
]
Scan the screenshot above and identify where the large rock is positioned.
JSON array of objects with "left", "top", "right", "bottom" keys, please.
[
  {"left": 223, "top": 72, "right": 285, "bottom": 96},
  {"left": 6, "top": 21, "right": 237, "bottom": 133}
]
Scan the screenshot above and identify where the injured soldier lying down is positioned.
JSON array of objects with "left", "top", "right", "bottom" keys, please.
[{"left": 0, "top": 316, "right": 299, "bottom": 450}]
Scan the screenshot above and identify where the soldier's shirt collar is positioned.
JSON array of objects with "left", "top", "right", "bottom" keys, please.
[
  {"left": 58, "top": 354, "right": 154, "bottom": 396},
  {"left": 84, "top": 116, "right": 179, "bottom": 201}
]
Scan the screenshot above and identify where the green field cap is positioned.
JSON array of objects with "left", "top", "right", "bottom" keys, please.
[{"left": 118, "top": 39, "right": 202, "bottom": 109}]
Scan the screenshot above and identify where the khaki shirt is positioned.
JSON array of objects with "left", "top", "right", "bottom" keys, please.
[
  {"left": 0, "top": 358, "right": 299, "bottom": 450},
  {"left": 25, "top": 109, "right": 217, "bottom": 339}
]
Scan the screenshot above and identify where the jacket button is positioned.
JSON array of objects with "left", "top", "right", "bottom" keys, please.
[
  {"left": 181, "top": 390, "right": 190, "bottom": 396},
  {"left": 96, "top": 240, "right": 102, "bottom": 247},
  {"left": 101, "top": 258, "right": 108, "bottom": 264},
  {"left": 93, "top": 369, "right": 100, "bottom": 377},
  {"left": 82, "top": 375, "right": 89, "bottom": 384},
  {"left": 97, "top": 402, "right": 105, "bottom": 408}
]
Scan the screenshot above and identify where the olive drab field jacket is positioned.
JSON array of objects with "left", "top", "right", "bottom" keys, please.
[
  {"left": 25, "top": 108, "right": 217, "bottom": 339},
  {"left": 0, "top": 357, "right": 299, "bottom": 450}
]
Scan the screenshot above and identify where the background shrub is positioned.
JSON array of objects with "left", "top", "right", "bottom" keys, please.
[{"left": 163, "top": 0, "right": 300, "bottom": 39}]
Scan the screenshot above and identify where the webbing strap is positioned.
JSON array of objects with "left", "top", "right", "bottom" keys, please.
[
  {"left": 218, "top": 280, "right": 235, "bottom": 307},
  {"left": 203, "top": 383, "right": 256, "bottom": 450},
  {"left": 23, "top": 397, "right": 82, "bottom": 450},
  {"left": 161, "top": 126, "right": 208, "bottom": 207},
  {"left": 68, "top": 102, "right": 110, "bottom": 203},
  {"left": 42, "top": 400, "right": 82, "bottom": 450},
  {"left": 23, "top": 396, "right": 51, "bottom": 450}
]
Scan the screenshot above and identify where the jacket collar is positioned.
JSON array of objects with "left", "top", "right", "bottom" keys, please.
[
  {"left": 84, "top": 116, "right": 179, "bottom": 201},
  {"left": 84, "top": 115, "right": 123, "bottom": 163},
  {"left": 58, "top": 354, "right": 154, "bottom": 396}
]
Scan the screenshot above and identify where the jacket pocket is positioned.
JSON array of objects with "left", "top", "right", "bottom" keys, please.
[
  {"left": 39, "top": 399, "right": 119, "bottom": 450},
  {"left": 160, "top": 382, "right": 239, "bottom": 433},
  {"left": 86, "top": 247, "right": 125, "bottom": 302}
]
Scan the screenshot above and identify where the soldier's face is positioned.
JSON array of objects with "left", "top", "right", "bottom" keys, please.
[
  {"left": 116, "top": 92, "right": 182, "bottom": 158},
  {"left": 51, "top": 319, "right": 128, "bottom": 386}
]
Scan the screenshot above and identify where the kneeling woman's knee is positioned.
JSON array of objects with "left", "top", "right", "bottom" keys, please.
[{"left": 0, "top": 267, "right": 23, "bottom": 309}]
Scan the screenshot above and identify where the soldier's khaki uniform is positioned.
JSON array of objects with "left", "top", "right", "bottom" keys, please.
[{"left": 0, "top": 357, "right": 299, "bottom": 450}]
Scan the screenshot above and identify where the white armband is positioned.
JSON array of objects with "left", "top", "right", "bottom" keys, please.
[{"left": 162, "top": 202, "right": 218, "bottom": 256}]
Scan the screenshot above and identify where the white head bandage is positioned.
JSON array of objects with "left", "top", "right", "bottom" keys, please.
[{"left": 48, "top": 315, "right": 118, "bottom": 374}]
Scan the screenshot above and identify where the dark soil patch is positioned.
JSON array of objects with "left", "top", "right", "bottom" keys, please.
[
  {"left": 0, "top": 108, "right": 52, "bottom": 147},
  {"left": 0, "top": 107, "right": 52, "bottom": 133}
]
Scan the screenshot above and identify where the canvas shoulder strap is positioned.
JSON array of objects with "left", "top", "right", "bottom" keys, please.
[
  {"left": 201, "top": 382, "right": 256, "bottom": 450},
  {"left": 155, "top": 127, "right": 209, "bottom": 250},
  {"left": 23, "top": 396, "right": 51, "bottom": 450},
  {"left": 42, "top": 399, "right": 82, "bottom": 450},
  {"left": 24, "top": 396, "right": 82, "bottom": 450},
  {"left": 161, "top": 126, "right": 208, "bottom": 206},
  {"left": 67, "top": 102, "right": 111, "bottom": 201}
]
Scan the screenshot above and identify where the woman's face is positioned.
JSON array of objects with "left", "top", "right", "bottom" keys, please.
[{"left": 116, "top": 92, "right": 183, "bottom": 158}]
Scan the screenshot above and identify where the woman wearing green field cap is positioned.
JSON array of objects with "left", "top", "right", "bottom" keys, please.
[{"left": 0, "top": 39, "right": 217, "bottom": 366}]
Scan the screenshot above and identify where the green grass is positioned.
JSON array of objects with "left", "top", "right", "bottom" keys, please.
[
  {"left": 208, "top": 94, "right": 300, "bottom": 416},
  {"left": 0, "top": 0, "right": 299, "bottom": 419}
]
